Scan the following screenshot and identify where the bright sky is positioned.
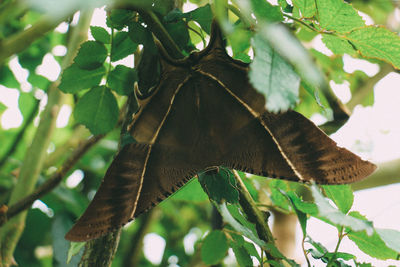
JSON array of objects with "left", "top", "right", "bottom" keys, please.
[{"left": 0, "top": 5, "right": 399, "bottom": 267}]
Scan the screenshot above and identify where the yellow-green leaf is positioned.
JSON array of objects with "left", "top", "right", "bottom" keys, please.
[{"left": 316, "top": 0, "right": 365, "bottom": 33}]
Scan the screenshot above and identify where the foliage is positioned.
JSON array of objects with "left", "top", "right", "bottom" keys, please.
[{"left": 0, "top": 0, "right": 399, "bottom": 266}]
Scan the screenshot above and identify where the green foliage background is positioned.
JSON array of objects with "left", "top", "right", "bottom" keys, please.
[{"left": 0, "top": 0, "right": 399, "bottom": 266}]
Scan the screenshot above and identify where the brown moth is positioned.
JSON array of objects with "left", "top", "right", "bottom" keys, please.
[{"left": 65, "top": 21, "right": 376, "bottom": 242}]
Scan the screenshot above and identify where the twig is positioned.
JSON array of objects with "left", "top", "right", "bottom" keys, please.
[
  {"left": 0, "top": 134, "right": 105, "bottom": 227},
  {"left": 135, "top": 8, "right": 184, "bottom": 59},
  {"left": 0, "top": 13, "right": 74, "bottom": 65},
  {"left": 0, "top": 100, "right": 39, "bottom": 170}
]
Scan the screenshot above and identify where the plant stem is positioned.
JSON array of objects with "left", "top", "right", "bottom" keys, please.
[
  {"left": 327, "top": 227, "right": 344, "bottom": 267},
  {"left": 0, "top": 10, "right": 92, "bottom": 266},
  {"left": 0, "top": 100, "right": 39, "bottom": 170}
]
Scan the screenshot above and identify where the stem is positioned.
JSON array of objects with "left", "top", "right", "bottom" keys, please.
[
  {"left": 136, "top": 8, "right": 184, "bottom": 59},
  {"left": 302, "top": 236, "right": 311, "bottom": 267},
  {"left": 0, "top": 100, "right": 39, "bottom": 170},
  {"left": 327, "top": 227, "right": 344, "bottom": 267},
  {"left": 0, "top": 12, "right": 74, "bottom": 65},
  {"left": 0, "top": 10, "right": 92, "bottom": 266}
]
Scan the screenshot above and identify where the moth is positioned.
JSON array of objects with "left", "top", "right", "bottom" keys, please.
[{"left": 65, "top": 21, "right": 376, "bottom": 242}]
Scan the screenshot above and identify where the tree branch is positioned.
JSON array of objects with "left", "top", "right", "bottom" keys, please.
[
  {"left": 0, "top": 11, "right": 92, "bottom": 266},
  {"left": 352, "top": 158, "right": 400, "bottom": 191},
  {"left": 0, "top": 134, "right": 105, "bottom": 227}
]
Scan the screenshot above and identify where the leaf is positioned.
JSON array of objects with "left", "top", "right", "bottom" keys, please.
[
  {"left": 189, "top": 4, "right": 213, "bottom": 34},
  {"left": 59, "top": 64, "right": 106, "bottom": 93},
  {"left": 348, "top": 230, "right": 398, "bottom": 260},
  {"left": 0, "top": 102, "right": 6, "bottom": 116},
  {"left": 108, "top": 65, "right": 137, "bottom": 95},
  {"left": 52, "top": 213, "right": 83, "bottom": 267},
  {"left": 18, "top": 92, "right": 37, "bottom": 119},
  {"left": 128, "top": 21, "right": 152, "bottom": 45},
  {"left": 198, "top": 167, "right": 239, "bottom": 204},
  {"left": 250, "top": 33, "right": 300, "bottom": 112},
  {"left": 169, "top": 178, "right": 208, "bottom": 202},
  {"left": 285, "top": 191, "right": 307, "bottom": 236},
  {"left": 90, "top": 26, "right": 111, "bottom": 44},
  {"left": 74, "top": 86, "right": 119, "bottom": 135},
  {"left": 67, "top": 242, "right": 85, "bottom": 263},
  {"left": 218, "top": 203, "right": 267, "bottom": 249},
  {"left": 293, "top": 0, "right": 316, "bottom": 18},
  {"left": 165, "top": 20, "right": 191, "bottom": 51},
  {"left": 322, "top": 35, "right": 356, "bottom": 56},
  {"left": 231, "top": 244, "right": 253, "bottom": 267},
  {"left": 0, "top": 66, "right": 19, "bottom": 88},
  {"left": 251, "top": 0, "right": 283, "bottom": 22},
  {"left": 106, "top": 9, "right": 135, "bottom": 30},
  {"left": 322, "top": 184, "right": 354, "bottom": 214},
  {"left": 344, "top": 26, "right": 400, "bottom": 69},
  {"left": 269, "top": 180, "right": 290, "bottom": 211},
  {"left": 111, "top": 32, "right": 138, "bottom": 62},
  {"left": 201, "top": 230, "right": 229, "bottom": 265},
  {"left": 311, "top": 184, "right": 374, "bottom": 234},
  {"left": 74, "top": 41, "right": 108, "bottom": 70},
  {"left": 315, "top": 0, "right": 365, "bottom": 33},
  {"left": 27, "top": 73, "right": 50, "bottom": 90},
  {"left": 376, "top": 228, "right": 400, "bottom": 253}
]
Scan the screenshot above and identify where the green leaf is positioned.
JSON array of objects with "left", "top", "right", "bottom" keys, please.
[
  {"left": 74, "top": 41, "right": 108, "bottom": 70},
  {"left": 218, "top": 203, "right": 267, "bottom": 248},
  {"left": 231, "top": 244, "right": 253, "bottom": 267},
  {"left": 128, "top": 21, "right": 152, "bottom": 45},
  {"left": 311, "top": 185, "right": 374, "bottom": 234},
  {"left": 90, "top": 26, "right": 111, "bottom": 44},
  {"left": 52, "top": 213, "right": 83, "bottom": 266},
  {"left": 343, "top": 26, "right": 400, "bottom": 69},
  {"left": 198, "top": 167, "right": 239, "bottom": 204},
  {"left": 0, "top": 102, "right": 6, "bottom": 116},
  {"left": 293, "top": 0, "right": 316, "bottom": 18},
  {"left": 201, "top": 230, "right": 229, "bottom": 265},
  {"left": 74, "top": 86, "right": 119, "bottom": 134},
  {"left": 189, "top": 4, "right": 213, "bottom": 34},
  {"left": 111, "top": 32, "right": 138, "bottom": 62},
  {"left": 285, "top": 191, "right": 307, "bottom": 236},
  {"left": 108, "top": 65, "right": 137, "bottom": 95},
  {"left": 106, "top": 9, "right": 135, "bottom": 30},
  {"left": 376, "top": 228, "right": 400, "bottom": 253},
  {"left": 169, "top": 178, "right": 208, "bottom": 202},
  {"left": 0, "top": 66, "right": 19, "bottom": 88},
  {"left": 27, "top": 73, "right": 50, "bottom": 90},
  {"left": 269, "top": 180, "right": 290, "bottom": 211},
  {"left": 251, "top": 0, "right": 283, "bottom": 22},
  {"left": 18, "top": 92, "right": 37, "bottom": 119},
  {"left": 59, "top": 64, "right": 106, "bottom": 93},
  {"left": 250, "top": 33, "right": 300, "bottom": 112},
  {"left": 322, "top": 184, "right": 354, "bottom": 214},
  {"left": 67, "top": 242, "right": 85, "bottom": 264},
  {"left": 348, "top": 229, "right": 398, "bottom": 260},
  {"left": 165, "top": 20, "right": 191, "bottom": 51},
  {"left": 322, "top": 35, "right": 356, "bottom": 55},
  {"left": 316, "top": 0, "right": 365, "bottom": 33}
]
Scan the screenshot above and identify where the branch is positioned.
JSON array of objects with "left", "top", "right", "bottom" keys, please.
[
  {"left": 0, "top": 100, "right": 39, "bottom": 170},
  {"left": 352, "top": 158, "right": 400, "bottom": 191},
  {"left": 347, "top": 63, "right": 394, "bottom": 110},
  {"left": 0, "top": 13, "right": 73, "bottom": 65},
  {"left": 0, "top": 11, "right": 93, "bottom": 265},
  {"left": 0, "top": 134, "right": 105, "bottom": 227}
]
